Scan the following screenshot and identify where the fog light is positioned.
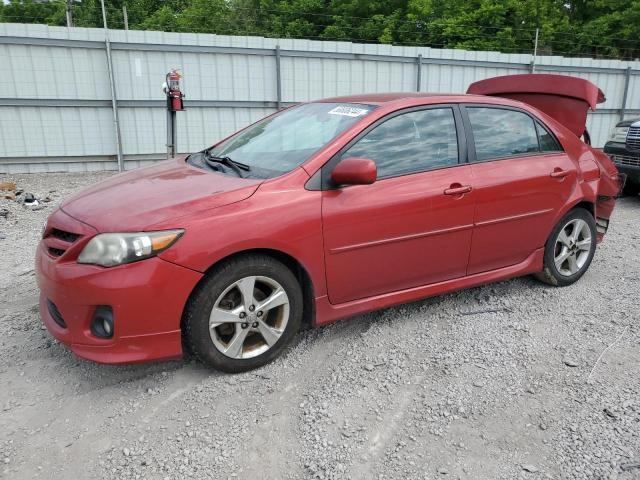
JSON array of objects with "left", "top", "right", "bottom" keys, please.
[
  {"left": 102, "top": 318, "right": 112, "bottom": 336},
  {"left": 91, "top": 306, "right": 114, "bottom": 339}
]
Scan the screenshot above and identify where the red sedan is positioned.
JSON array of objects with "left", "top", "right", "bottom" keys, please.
[{"left": 36, "top": 74, "right": 622, "bottom": 372}]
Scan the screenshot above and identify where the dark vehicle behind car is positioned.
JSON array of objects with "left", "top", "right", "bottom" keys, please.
[{"left": 604, "top": 119, "right": 640, "bottom": 195}]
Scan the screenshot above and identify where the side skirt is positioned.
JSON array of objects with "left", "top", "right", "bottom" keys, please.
[{"left": 313, "top": 247, "right": 544, "bottom": 326}]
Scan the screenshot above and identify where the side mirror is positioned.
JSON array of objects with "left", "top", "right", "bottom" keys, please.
[{"left": 331, "top": 157, "right": 377, "bottom": 186}]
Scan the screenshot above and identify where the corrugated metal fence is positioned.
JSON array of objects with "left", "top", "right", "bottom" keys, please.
[{"left": 1, "top": 23, "right": 640, "bottom": 173}]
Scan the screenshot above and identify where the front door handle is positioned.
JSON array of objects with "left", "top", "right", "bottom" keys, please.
[
  {"left": 550, "top": 168, "right": 570, "bottom": 179},
  {"left": 444, "top": 184, "right": 473, "bottom": 196}
]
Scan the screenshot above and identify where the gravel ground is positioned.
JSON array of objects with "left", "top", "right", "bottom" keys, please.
[{"left": 0, "top": 172, "right": 639, "bottom": 480}]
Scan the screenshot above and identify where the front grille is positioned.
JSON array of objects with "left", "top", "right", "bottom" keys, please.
[
  {"left": 627, "top": 126, "right": 640, "bottom": 150},
  {"left": 610, "top": 154, "right": 640, "bottom": 167},
  {"left": 44, "top": 227, "right": 81, "bottom": 258},
  {"left": 46, "top": 300, "right": 67, "bottom": 328},
  {"left": 50, "top": 228, "right": 80, "bottom": 243}
]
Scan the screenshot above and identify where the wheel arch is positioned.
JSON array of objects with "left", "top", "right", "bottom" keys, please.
[
  {"left": 181, "top": 248, "right": 316, "bottom": 334},
  {"left": 554, "top": 196, "right": 595, "bottom": 225},
  {"left": 572, "top": 200, "right": 595, "bottom": 217}
]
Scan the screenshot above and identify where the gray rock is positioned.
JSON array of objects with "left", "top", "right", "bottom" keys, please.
[{"left": 563, "top": 356, "right": 580, "bottom": 367}]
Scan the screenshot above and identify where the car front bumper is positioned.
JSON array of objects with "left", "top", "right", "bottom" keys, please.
[
  {"left": 36, "top": 209, "right": 203, "bottom": 364},
  {"left": 603, "top": 142, "right": 640, "bottom": 183}
]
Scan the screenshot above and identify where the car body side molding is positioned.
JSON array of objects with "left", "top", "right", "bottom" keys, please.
[
  {"left": 328, "top": 223, "right": 475, "bottom": 254},
  {"left": 474, "top": 208, "right": 554, "bottom": 227}
]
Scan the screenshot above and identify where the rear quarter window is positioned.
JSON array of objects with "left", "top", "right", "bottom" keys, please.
[{"left": 536, "top": 121, "right": 562, "bottom": 152}]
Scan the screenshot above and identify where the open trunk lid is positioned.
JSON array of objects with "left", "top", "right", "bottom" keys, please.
[{"left": 466, "top": 74, "right": 605, "bottom": 138}]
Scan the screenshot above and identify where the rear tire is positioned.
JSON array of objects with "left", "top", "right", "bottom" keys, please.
[
  {"left": 183, "top": 255, "right": 303, "bottom": 373},
  {"left": 534, "top": 208, "right": 597, "bottom": 287}
]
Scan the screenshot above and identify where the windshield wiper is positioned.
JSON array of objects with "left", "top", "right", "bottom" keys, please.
[{"left": 203, "top": 151, "right": 250, "bottom": 177}]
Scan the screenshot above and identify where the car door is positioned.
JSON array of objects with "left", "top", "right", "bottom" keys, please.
[
  {"left": 320, "top": 105, "right": 476, "bottom": 305},
  {"left": 462, "top": 105, "right": 577, "bottom": 275}
]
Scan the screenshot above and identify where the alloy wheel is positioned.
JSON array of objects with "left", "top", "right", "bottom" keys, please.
[
  {"left": 208, "top": 276, "right": 290, "bottom": 359},
  {"left": 553, "top": 218, "right": 593, "bottom": 277}
]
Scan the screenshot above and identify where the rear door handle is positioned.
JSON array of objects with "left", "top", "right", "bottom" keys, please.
[
  {"left": 444, "top": 184, "right": 472, "bottom": 195},
  {"left": 550, "top": 168, "right": 570, "bottom": 179}
]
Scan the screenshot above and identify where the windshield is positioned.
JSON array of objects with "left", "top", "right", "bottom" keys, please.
[{"left": 190, "top": 102, "right": 377, "bottom": 179}]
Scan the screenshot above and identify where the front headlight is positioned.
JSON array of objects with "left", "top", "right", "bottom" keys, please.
[
  {"left": 610, "top": 126, "right": 629, "bottom": 142},
  {"left": 78, "top": 230, "right": 184, "bottom": 267}
]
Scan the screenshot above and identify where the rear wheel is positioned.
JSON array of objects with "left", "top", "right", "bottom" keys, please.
[
  {"left": 534, "top": 208, "right": 597, "bottom": 287},
  {"left": 184, "top": 255, "right": 303, "bottom": 372}
]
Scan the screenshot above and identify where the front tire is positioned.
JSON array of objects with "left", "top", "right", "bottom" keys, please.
[
  {"left": 534, "top": 208, "right": 597, "bottom": 287},
  {"left": 184, "top": 255, "right": 303, "bottom": 373}
]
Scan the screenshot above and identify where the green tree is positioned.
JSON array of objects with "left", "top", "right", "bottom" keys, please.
[
  {"left": 2, "top": 0, "right": 640, "bottom": 60},
  {"left": 138, "top": 5, "right": 180, "bottom": 31},
  {"left": 0, "top": 0, "right": 65, "bottom": 25}
]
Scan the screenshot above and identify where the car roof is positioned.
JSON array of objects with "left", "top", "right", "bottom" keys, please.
[
  {"left": 316, "top": 92, "right": 477, "bottom": 105},
  {"left": 312, "top": 92, "right": 576, "bottom": 139}
]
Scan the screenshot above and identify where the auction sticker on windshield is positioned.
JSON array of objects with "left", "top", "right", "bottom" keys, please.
[{"left": 328, "top": 105, "right": 371, "bottom": 117}]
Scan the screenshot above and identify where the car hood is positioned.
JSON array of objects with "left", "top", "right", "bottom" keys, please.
[
  {"left": 61, "top": 157, "right": 262, "bottom": 232},
  {"left": 616, "top": 118, "right": 640, "bottom": 128}
]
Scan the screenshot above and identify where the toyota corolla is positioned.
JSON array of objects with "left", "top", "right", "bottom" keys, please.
[{"left": 36, "top": 74, "right": 622, "bottom": 372}]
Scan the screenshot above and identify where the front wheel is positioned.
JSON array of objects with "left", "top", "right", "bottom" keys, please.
[
  {"left": 183, "top": 255, "right": 303, "bottom": 373},
  {"left": 534, "top": 208, "right": 597, "bottom": 287}
]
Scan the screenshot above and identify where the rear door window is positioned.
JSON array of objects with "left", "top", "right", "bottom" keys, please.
[{"left": 467, "top": 107, "right": 539, "bottom": 161}]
